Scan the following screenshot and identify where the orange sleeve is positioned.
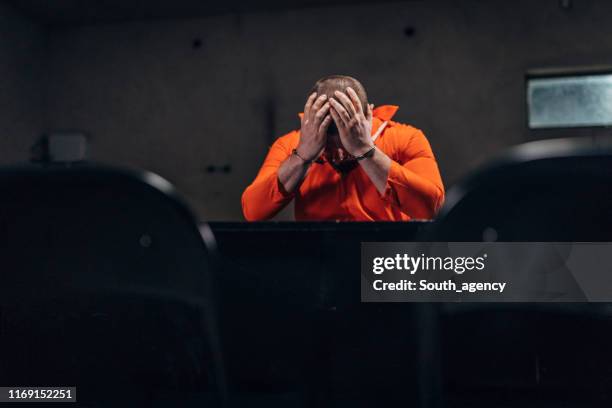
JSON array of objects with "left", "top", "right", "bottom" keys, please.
[
  {"left": 380, "top": 125, "right": 445, "bottom": 219},
  {"left": 241, "top": 132, "right": 297, "bottom": 221}
]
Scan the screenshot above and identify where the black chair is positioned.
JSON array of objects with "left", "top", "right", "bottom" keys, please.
[
  {"left": 430, "top": 136, "right": 612, "bottom": 242},
  {"left": 422, "top": 137, "right": 612, "bottom": 408},
  {"left": 0, "top": 164, "right": 226, "bottom": 407}
]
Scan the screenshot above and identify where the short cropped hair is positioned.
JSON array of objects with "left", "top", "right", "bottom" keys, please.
[{"left": 310, "top": 75, "right": 368, "bottom": 113}]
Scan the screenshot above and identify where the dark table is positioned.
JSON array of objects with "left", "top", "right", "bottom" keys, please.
[{"left": 207, "top": 222, "right": 439, "bottom": 406}]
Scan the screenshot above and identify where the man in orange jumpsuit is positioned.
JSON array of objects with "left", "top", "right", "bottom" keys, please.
[{"left": 242, "top": 75, "right": 444, "bottom": 221}]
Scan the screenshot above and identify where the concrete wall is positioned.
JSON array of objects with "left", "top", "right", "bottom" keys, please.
[
  {"left": 31, "top": 1, "right": 612, "bottom": 219},
  {"left": 0, "top": 2, "right": 44, "bottom": 164}
]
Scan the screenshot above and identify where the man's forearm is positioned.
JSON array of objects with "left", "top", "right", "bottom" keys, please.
[
  {"left": 277, "top": 152, "right": 312, "bottom": 194},
  {"left": 359, "top": 147, "right": 392, "bottom": 195}
]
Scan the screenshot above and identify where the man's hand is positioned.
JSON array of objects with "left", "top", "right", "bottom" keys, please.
[
  {"left": 297, "top": 93, "right": 332, "bottom": 161},
  {"left": 329, "top": 87, "right": 374, "bottom": 157},
  {"left": 276, "top": 93, "right": 331, "bottom": 194}
]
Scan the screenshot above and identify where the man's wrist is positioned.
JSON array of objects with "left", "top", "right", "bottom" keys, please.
[
  {"left": 292, "top": 148, "right": 315, "bottom": 164},
  {"left": 353, "top": 145, "right": 376, "bottom": 160}
]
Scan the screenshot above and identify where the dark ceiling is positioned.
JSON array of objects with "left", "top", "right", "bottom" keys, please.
[{"left": 4, "top": 0, "right": 401, "bottom": 26}]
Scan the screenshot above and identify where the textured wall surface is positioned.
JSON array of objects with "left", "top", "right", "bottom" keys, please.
[
  {"left": 0, "top": 3, "right": 44, "bottom": 164},
  {"left": 5, "top": 0, "right": 612, "bottom": 220}
]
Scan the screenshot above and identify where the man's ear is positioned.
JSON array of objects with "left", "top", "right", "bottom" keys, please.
[{"left": 367, "top": 104, "right": 373, "bottom": 121}]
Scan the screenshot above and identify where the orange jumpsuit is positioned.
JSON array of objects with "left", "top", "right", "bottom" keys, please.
[{"left": 242, "top": 105, "right": 444, "bottom": 221}]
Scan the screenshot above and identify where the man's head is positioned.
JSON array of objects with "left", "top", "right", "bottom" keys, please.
[
  {"left": 310, "top": 75, "right": 368, "bottom": 115},
  {"left": 309, "top": 75, "right": 369, "bottom": 165}
]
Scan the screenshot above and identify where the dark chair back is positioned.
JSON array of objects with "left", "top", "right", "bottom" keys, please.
[
  {"left": 430, "top": 137, "right": 612, "bottom": 241},
  {"left": 0, "top": 164, "right": 225, "bottom": 406}
]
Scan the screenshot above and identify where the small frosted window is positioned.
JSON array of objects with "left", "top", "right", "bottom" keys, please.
[{"left": 527, "top": 73, "right": 612, "bottom": 128}]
